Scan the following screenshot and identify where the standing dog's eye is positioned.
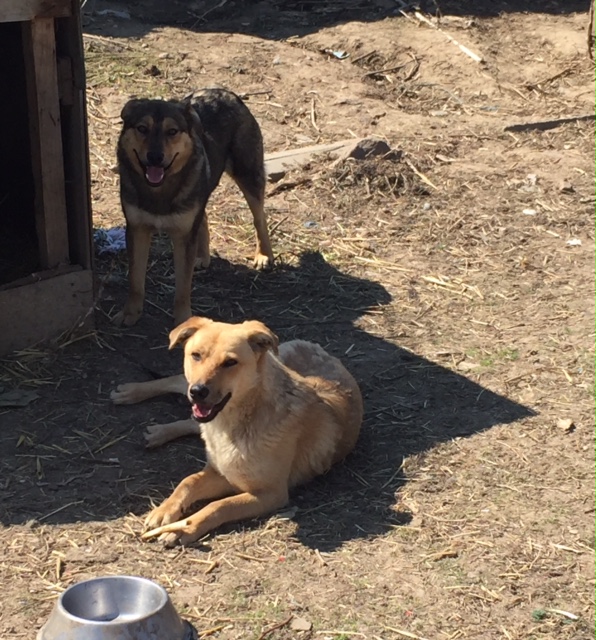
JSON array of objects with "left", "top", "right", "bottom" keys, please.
[
  {"left": 166, "top": 128, "right": 179, "bottom": 137},
  {"left": 222, "top": 358, "right": 238, "bottom": 368},
  {"left": 136, "top": 124, "right": 149, "bottom": 135},
  {"left": 191, "top": 352, "right": 202, "bottom": 362}
]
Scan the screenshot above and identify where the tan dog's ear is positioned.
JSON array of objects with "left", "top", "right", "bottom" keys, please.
[
  {"left": 243, "top": 321, "right": 279, "bottom": 356},
  {"left": 169, "top": 317, "right": 212, "bottom": 349}
]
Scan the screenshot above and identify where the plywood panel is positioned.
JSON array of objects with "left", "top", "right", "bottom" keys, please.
[{"left": 0, "top": 270, "right": 94, "bottom": 355}]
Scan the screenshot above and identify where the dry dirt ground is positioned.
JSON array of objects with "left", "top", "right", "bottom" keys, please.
[{"left": 1, "top": 1, "right": 594, "bottom": 639}]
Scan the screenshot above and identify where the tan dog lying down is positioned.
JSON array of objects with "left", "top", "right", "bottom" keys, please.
[{"left": 111, "top": 317, "right": 363, "bottom": 547}]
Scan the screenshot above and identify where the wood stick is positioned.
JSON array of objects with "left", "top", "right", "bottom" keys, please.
[
  {"left": 504, "top": 114, "right": 595, "bottom": 133},
  {"left": 22, "top": 18, "right": 70, "bottom": 269},
  {"left": 413, "top": 10, "right": 484, "bottom": 63}
]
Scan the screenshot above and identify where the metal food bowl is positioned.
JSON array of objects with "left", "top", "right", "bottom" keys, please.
[{"left": 37, "top": 575, "right": 197, "bottom": 640}]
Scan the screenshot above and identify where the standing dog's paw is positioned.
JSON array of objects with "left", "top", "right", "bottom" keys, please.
[
  {"left": 253, "top": 253, "right": 273, "bottom": 270},
  {"left": 173, "top": 305, "right": 192, "bottom": 327},
  {"left": 195, "top": 254, "right": 211, "bottom": 270},
  {"left": 112, "top": 307, "right": 142, "bottom": 327}
]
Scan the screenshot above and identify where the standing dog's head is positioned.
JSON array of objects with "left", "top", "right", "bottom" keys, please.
[
  {"left": 118, "top": 98, "right": 202, "bottom": 187},
  {"left": 169, "top": 317, "right": 279, "bottom": 423}
]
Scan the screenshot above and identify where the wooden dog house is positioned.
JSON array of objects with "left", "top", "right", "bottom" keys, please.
[{"left": 0, "top": 0, "right": 94, "bottom": 355}]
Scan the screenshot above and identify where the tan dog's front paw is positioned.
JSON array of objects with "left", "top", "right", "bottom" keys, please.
[
  {"left": 110, "top": 384, "right": 141, "bottom": 405},
  {"left": 144, "top": 424, "right": 172, "bottom": 449},
  {"left": 144, "top": 501, "right": 183, "bottom": 534},
  {"left": 142, "top": 515, "right": 204, "bottom": 547}
]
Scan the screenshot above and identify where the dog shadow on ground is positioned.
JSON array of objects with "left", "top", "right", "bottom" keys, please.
[
  {"left": 206, "top": 251, "right": 536, "bottom": 551},
  {"left": 0, "top": 251, "right": 535, "bottom": 551}
]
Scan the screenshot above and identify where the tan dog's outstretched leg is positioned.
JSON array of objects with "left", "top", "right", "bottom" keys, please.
[
  {"left": 111, "top": 375, "right": 195, "bottom": 447},
  {"left": 111, "top": 374, "right": 187, "bottom": 405},
  {"left": 143, "top": 478, "right": 288, "bottom": 547},
  {"left": 144, "top": 419, "right": 200, "bottom": 448}
]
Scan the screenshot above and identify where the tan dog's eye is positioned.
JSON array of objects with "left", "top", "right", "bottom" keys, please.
[
  {"left": 191, "top": 352, "right": 202, "bottom": 362},
  {"left": 166, "top": 128, "right": 179, "bottom": 137},
  {"left": 222, "top": 358, "right": 238, "bottom": 368},
  {"left": 136, "top": 124, "right": 149, "bottom": 135}
]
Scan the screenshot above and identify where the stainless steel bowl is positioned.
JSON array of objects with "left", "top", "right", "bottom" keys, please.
[{"left": 37, "top": 575, "right": 197, "bottom": 640}]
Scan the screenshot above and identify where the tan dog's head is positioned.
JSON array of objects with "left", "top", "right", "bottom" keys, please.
[
  {"left": 119, "top": 98, "right": 202, "bottom": 187},
  {"left": 169, "top": 317, "right": 279, "bottom": 423}
]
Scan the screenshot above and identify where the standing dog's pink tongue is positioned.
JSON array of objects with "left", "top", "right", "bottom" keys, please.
[{"left": 145, "top": 166, "right": 165, "bottom": 185}]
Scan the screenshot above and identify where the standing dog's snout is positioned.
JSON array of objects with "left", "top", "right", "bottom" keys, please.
[
  {"left": 190, "top": 383, "right": 209, "bottom": 402},
  {"left": 147, "top": 150, "right": 164, "bottom": 166}
]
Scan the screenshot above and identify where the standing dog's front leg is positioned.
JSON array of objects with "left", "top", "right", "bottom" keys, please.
[
  {"left": 143, "top": 486, "right": 289, "bottom": 547},
  {"left": 114, "top": 224, "right": 152, "bottom": 327},
  {"left": 196, "top": 213, "right": 211, "bottom": 269},
  {"left": 171, "top": 229, "right": 199, "bottom": 326}
]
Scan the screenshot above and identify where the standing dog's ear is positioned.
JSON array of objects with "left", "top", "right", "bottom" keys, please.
[
  {"left": 169, "top": 317, "right": 213, "bottom": 349},
  {"left": 121, "top": 98, "right": 146, "bottom": 125},
  {"left": 181, "top": 97, "right": 204, "bottom": 135},
  {"left": 243, "top": 321, "right": 279, "bottom": 356}
]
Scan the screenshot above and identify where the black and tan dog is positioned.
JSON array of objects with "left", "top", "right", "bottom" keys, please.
[{"left": 114, "top": 88, "right": 274, "bottom": 327}]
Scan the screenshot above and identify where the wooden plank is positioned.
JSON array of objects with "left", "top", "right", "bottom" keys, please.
[
  {"left": 0, "top": 264, "right": 81, "bottom": 292},
  {"left": 0, "top": 270, "right": 94, "bottom": 356},
  {"left": 55, "top": 2, "right": 93, "bottom": 270},
  {"left": 0, "top": 0, "right": 71, "bottom": 23},
  {"left": 264, "top": 139, "right": 362, "bottom": 182},
  {"left": 22, "top": 17, "right": 70, "bottom": 269}
]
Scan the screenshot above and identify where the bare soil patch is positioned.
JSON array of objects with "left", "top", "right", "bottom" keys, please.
[{"left": 0, "top": 2, "right": 594, "bottom": 639}]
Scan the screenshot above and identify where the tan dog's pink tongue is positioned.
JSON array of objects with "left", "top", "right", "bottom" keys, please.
[
  {"left": 192, "top": 404, "right": 212, "bottom": 419},
  {"left": 145, "top": 166, "right": 165, "bottom": 184}
]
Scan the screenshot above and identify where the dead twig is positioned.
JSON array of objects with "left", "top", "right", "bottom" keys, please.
[
  {"left": 310, "top": 97, "right": 320, "bottom": 132},
  {"left": 363, "top": 54, "right": 420, "bottom": 82},
  {"left": 383, "top": 626, "right": 431, "bottom": 640},
  {"left": 238, "top": 90, "right": 274, "bottom": 99},
  {"left": 523, "top": 66, "right": 577, "bottom": 89},
  {"left": 256, "top": 615, "right": 293, "bottom": 640},
  {"left": 351, "top": 49, "right": 378, "bottom": 65},
  {"left": 190, "top": 0, "right": 228, "bottom": 27},
  {"left": 362, "top": 62, "right": 409, "bottom": 79},
  {"left": 404, "top": 158, "right": 438, "bottom": 190},
  {"left": 402, "top": 53, "right": 420, "bottom": 81}
]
